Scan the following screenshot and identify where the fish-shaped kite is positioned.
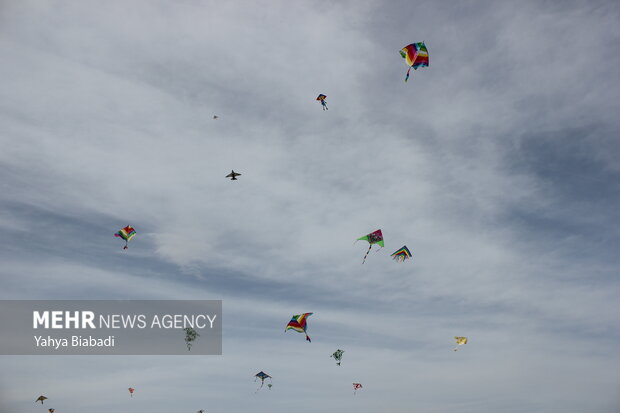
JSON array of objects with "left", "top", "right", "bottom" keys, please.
[{"left": 285, "top": 313, "right": 313, "bottom": 342}]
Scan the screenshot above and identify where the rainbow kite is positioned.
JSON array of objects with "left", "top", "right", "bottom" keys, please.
[
  {"left": 356, "top": 229, "right": 384, "bottom": 264},
  {"left": 115, "top": 225, "right": 136, "bottom": 250},
  {"left": 399, "top": 42, "right": 429, "bottom": 82},
  {"left": 391, "top": 245, "right": 412, "bottom": 262},
  {"left": 285, "top": 313, "right": 313, "bottom": 342}
]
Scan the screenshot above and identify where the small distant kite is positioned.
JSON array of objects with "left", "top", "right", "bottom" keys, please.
[
  {"left": 35, "top": 396, "right": 47, "bottom": 404},
  {"left": 454, "top": 336, "right": 468, "bottom": 351},
  {"left": 198, "top": 410, "right": 205, "bottom": 413},
  {"left": 316, "top": 94, "right": 328, "bottom": 110},
  {"left": 226, "top": 170, "right": 241, "bottom": 180},
  {"left": 353, "top": 383, "right": 363, "bottom": 395},
  {"left": 184, "top": 327, "right": 200, "bottom": 351},
  {"left": 48, "top": 409, "right": 55, "bottom": 413},
  {"left": 331, "top": 349, "right": 344, "bottom": 366},
  {"left": 356, "top": 229, "right": 384, "bottom": 264},
  {"left": 114, "top": 225, "right": 136, "bottom": 250},
  {"left": 399, "top": 42, "right": 429, "bottom": 82},
  {"left": 213, "top": 115, "right": 219, "bottom": 119},
  {"left": 128, "top": 387, "right": 135, "bottom": 398},
  {"left": 391, "top": 245, "right": 412, "bottom": 262},
  {"left": 285, "top": 313, "right": 313, "bottom": 342},
  {"left": 267, "top": 383, "right": 272, "bottom": 390},
  {"left": 254, "top": 371, "right": 272, "bottom": 392}
]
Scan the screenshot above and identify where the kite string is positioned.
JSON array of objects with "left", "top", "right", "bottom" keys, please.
[{"left": 362, "top": 244, "right": 372, "bottom": 264}]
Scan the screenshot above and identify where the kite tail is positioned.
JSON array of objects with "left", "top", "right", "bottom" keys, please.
[
  {"left": 405, "top": 67, "right": 411, "bottom": 82},
  {"left": 362, "top": 244, "right": 372, "bottom": 264}
]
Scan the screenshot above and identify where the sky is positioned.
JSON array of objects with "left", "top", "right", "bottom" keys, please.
[{"left": 0, "top": 0, "right": 619, "bottom": 412}]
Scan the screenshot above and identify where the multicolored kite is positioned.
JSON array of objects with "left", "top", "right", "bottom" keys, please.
[
  {"left": 391, "top": 245, "right": 412, "bottom": 262},
  {"left": 331, "top": 349, "right": 344, "bottom": 366},
  {"left": 115, "top": 225, "right": 136, "bottom": 250},
  {"left": 285, "top": 313, "right": 313, "bottom": 342},
  {"left": 316, "top": 94, "right": 328, "bottom": 110},
  {"left": 353, "top": 383, "right": 363, "bottom": 395},
  {"left": 254, "top": 371, "right": 272, "bottom": 392},
  {"left": 128, "top": 387, "right": 135, "bottom": 398},
  {"left": 356, "top": 229, "right": 384, "bottom": 264},
  {"left": 454, "top": 336, "right": 468, "bottom": 351},
  {"left": 399, "top": 42, "right": 429, "bottom": 82},
  {"left": 35, "top": 395, "right": 48, "bottom": 404},
  {"left": 184, "top": 327, "right": 200, "bottom": 351}
]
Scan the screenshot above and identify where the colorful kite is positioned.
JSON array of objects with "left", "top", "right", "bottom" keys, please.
[
  {"left": 331, "top": 349, "right": 344, "bottom": 366},
  {"left": 48, "top": 409, "right": 55, "bottom": 413},
  {"left": 128, "top": 387, "right": 135, "bottom": 398},
  {"left": 316, "top": 94, "right": 328, "bottom": 110},
  {"left": 35, "top": 396, "right": 48, "bottom": 404},
  {"left": 115, "top": 225, "right": 136, "bottom": 250},
  {"left": 454, "top": 336, "right": 468, "bottom": 351},
  {"left": 184, "top": 327, "right": 200, "bottom": 351},
  {"left": 356, "top": 229, "right": 384, "bottom": 264},
  {"left": 391, "top": 245, "right": 412, "bottom": 262},
  {"left": 254, "top": 371, "right": 272, "bottom": 392},
  {"left": 399, "top": 42, "right": 429, "bottom": 82},
  {"left": 353, "top": 383, "right": 363, "bottom": 395},
  {"left": 285, "top": 313, "right": 313, "bottom": 342}
]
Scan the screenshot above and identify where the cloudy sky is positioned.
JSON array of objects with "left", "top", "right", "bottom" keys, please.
[{"left": 1, "top": 0, "right": 619, "bottom": 412}]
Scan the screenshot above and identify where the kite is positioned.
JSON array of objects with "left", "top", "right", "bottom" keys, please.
[
  {"left": 128, "top": 387, "right": 135, "bottom": 398},
  {"left": 254, "top": 371, "right": 272, "bottom": 392},
  {"left": 316, "top": 94, "right": 328, "bottom": 110},
  {"left": 267, "top": 383, "right": 272, "bottom": 390},
  {"left": 184, "top": 327, "right": 200, "bottom": 351},
  {"left": 454, "top": 336, "right": 468, "bottom": 351},
  {"left": 48, "top": 410, "right": 55, "bottom": 413},
  {"left": 399, "top": 42, "right": 429, "bottom": 82},
  {"left": 356, "top": 229, "right": 384, "bottom": 264},
  {"left": 114, "top": 225, "right": 136, "bottom": 250},
  {"left": 285, "top": 313, "right": 313, "bottom": 342},
  {"left": 353, "top": 383, "right": 363, "bottom": 395},
  {"left": 35, "top": 396, "right": 48, "bottom": 404},
  {"left": 226, "top": 170, "right": 241, "bottom": 180},
  {"left": 198, "top": 410, "right": 205, "bottom": 413},
  {"left": 331, "top": 349, "right": 344, "bottom": 366},
  {"left": 213, "top": 115, "right": 219, "bottom": 119},
  {"left": 391, "top": 245, "right": 412, "bottom": 262}
]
